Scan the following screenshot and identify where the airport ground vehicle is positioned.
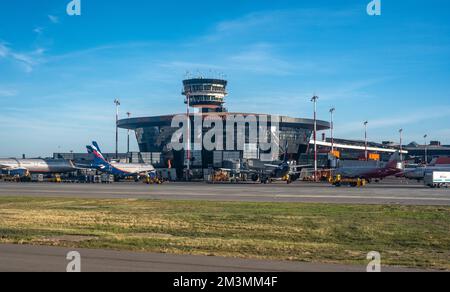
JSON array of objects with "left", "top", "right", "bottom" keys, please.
[
  {"left": 424, "top": 171, "right": 450, "bottom": 188},
  {"left": 101, "top": 174, "right": 115, "bottom": 184},
  {"left": 212, "top": 170, "right": 230, "bottom": 182},
  {"left": 330, "top": 175, "right": 368, "bottom": 187},
  {"left": 50, "top": 175, "right": 62, "bottom": 183},
  {"left": 3, "top": 175, "right": 21, "bottom": 183},
  {"left": 31, "top": 174, "right": 44, "bottom": 183},
  {"left": 144, "top": 176, "right": 164, "bottom": 185},
  {"left": 1, "top": 173, "right": 62, "bottom": 183}
]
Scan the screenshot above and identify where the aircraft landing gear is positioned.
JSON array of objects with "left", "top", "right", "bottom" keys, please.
[
  {"left": 261, "top": 177, "right": 270, "bottom": 184},
  {"left": 286, "top": 176, "right": 293, "bottom": 184}
]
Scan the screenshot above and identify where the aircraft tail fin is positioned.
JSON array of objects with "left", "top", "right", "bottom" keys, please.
[
  {"left": 87, "top": 141, "right": 108, "bottom": 166},
  {"left": 92, "top": 141, "right": 103, "bottom": 154},
  {"left": 387, "top": 151, "right": 401, "bottom": 169}
]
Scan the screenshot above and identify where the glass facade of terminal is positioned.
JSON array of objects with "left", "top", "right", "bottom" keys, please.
[{"left": 125, "top": 114, "right": 322, "bottom": 179}]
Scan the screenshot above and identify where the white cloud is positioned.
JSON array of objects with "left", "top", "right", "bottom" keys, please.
[
  {"left": 33, "top": 27, "right": 44, "bottom": 35},
  {"left": 48, "top": 15, "right": 59, "bottom": 24},
  {"left": 0, "top": 43, "right": 43, "bottom": 73},
  {"left": 215, "top": 12, "right": 275, "bottom": 34},
  {"left": 10, "top": 52, "right": 37, "bottom": 72},
  {"left": 34, "top": 48, "right": 46, "bottom": 55}
]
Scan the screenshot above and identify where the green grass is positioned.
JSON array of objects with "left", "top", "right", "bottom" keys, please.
[{"left": 0, "top": 197, "right": 449, "bottom": 270}]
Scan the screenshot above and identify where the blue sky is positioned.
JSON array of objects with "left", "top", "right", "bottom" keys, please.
[{"left": 0, "top": 0, "right": 449, "bottom": 157}]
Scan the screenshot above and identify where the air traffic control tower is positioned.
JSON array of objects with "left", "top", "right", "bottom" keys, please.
[{"left": 182, "top": 78, "right": 228, "bottom": 113}]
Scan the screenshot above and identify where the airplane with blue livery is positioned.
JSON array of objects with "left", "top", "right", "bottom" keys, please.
[{"left": 85, "top": 141, "right": 156, "bottom": 179}]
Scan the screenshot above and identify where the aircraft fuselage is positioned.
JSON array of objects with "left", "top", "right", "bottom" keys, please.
[
  {"left": 0, "top": 159, "right": 76, "bottom": 174},
  {"left": 335, "top": 166, "right": 402, "bottom": 180}
]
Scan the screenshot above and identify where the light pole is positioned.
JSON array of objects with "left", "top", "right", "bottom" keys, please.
[
  {"left": 424, "top": 134, "right": 428, "bottom": 166},
  {"left": 399, "top": 129, "right": 403, "bottom": 163},
  {"left": 186, "top": 92, "right": 191, "bottom": 181},
  {"left": 126, "top": 112, "right": 131, "bottom": 155},
  {"left": 311, "top": 95, "right": 319, "bottom": 182},
  {"left": 329, "top": 108, "right": 335, "bottom": 154},
  {"left": 114, "top": 98, "right": 121, "bottom": 160},
  {"left": 364, "top": 121, "right": 368, "bottom": 161}
]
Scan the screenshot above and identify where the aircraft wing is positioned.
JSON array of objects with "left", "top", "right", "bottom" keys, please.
[
  {"left": 220, "top": 168, "right": 258, "bottom": 174},
  {"left": 265, "top": 164, "right": 311, "bottom": 169},
  {"left": 289, "top": 171, "right": 302, "bottom": 175},
  {"left": 130, "top": 171, "right": 156, "bottom": 177},
  {"left": 74, "top": 163, "right": 96, "bottom": 170},
  {"left": 0, "top": 164, "right": 25, "bottom": 171},
  {"left": 131, "top": 168, "right": 157, "bottom": 175},
  {"left": 289, "top": 168, "right": 312, "bottom": 175},
  {"left": 264, "top": 164, "right": 280, "bottom": 168},
  {"left": 220, "top": 168, "right": 243, "bottom": 172},
  {"left": 290, "top": 164, "right": 311, "bottom": 169}
]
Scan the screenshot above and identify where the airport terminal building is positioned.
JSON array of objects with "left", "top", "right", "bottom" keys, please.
[
  {"left": 118, "top": 78, "right": 330, "bottom": 178},
  {"left": 405, "top": 141, "right": 450, "bottom": 163}
]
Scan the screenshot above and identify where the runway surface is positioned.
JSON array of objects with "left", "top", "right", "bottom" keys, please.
[
  {"left": 0, "top": 244, "right": 425, "bottom": 272},
  {"left": 0, "top": 181, "right": 449, "bottom": 206}
]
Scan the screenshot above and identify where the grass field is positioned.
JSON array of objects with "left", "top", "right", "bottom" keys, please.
[{"left": 0, "top": 197, "right": 449, "bottom": 270}]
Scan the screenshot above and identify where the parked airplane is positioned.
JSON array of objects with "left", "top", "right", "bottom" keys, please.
[
  {"left": 84, "top": 141, "right": 156, "bottom": 179},
  {"left": 260, "top": 156, "right": 311, "bottom": 184},
  {"left": 0, "top": 158, "right": 76, "bottom": 176},
  {"left": 223, "top": 144, "right": 310, "bottom": 184},
  {"left": 401, "top": 157, "right": 450, "bottom": 181},
  {"left": 333, "top": 152, "right": 403, "bottom": 182}
]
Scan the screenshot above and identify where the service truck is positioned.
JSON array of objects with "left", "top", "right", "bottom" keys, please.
[
  {"left": 31, "top": 174, "right": 44, "bottom": 183},
  {"left": 424, "top": 171, "right": 450, "bottom": 188}
]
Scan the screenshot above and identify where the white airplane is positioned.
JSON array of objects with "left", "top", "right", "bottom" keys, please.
[
  {"left": 401, "top": 157, "right": 450, "bottom": 181},
  {"left": 85, "top": 142, "right": 156, "bottom": 179},
  {"left": 0, "top": 158, "right": 76, "bottom": 176}
]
